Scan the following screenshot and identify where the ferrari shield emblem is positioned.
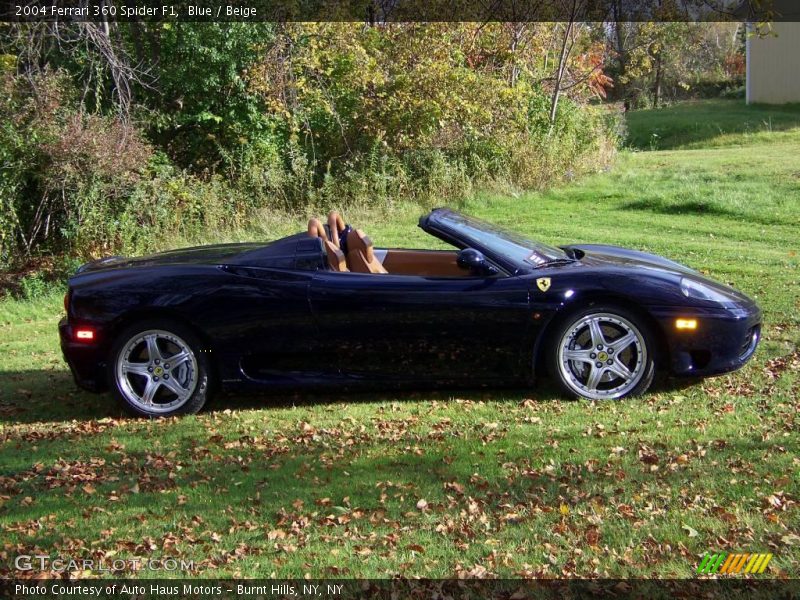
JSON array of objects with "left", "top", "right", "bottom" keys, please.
[{"left": 536, "top": 277, "right": 551, "bottom": 292}]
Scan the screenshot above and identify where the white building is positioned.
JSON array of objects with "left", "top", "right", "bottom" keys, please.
[{"left": 746, "top": 3, "right": 800, "bottom": 104}]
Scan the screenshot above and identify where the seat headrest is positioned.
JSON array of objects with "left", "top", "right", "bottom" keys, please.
[
  {"left": 324, "top": 240, "right": 348, "bottom": 272},
  {"left": 347, "top": 228, "right": 374, "bottom": 262}
]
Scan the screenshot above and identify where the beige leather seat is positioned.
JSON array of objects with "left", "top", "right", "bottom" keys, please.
[
  {"left": 346, "top": 229, "right": 388, "bottom": 274},
  {"left": 308, "top": 218, "right": 348, "bottom": 272}
]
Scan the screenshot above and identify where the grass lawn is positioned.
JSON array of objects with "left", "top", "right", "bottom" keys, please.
[
  {"left": 625, "top": 98, "right": 800, "bottom": 150},
  {"left": 0, "top": 100, "right": 798, "bottom": 579}
]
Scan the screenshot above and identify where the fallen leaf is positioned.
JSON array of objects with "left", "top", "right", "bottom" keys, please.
[
  {"left": 682, "top": 524, "right": 699, "bottom": 538},
  {"left": 781, "top": 533, "right": 800, "bottom": 546}
]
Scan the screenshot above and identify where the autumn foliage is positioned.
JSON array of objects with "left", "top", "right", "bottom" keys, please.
[{"left": 0, "top": 22, "right": 617, "bottom": 268}]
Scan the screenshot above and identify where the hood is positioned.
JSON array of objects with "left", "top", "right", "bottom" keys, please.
[
  {"left": 75, "top": 242, "right": 265, "bottom": 274},
  {"left": 565, "top": 244, "right": 699, "bottom": 275},
  {"left": 566, "top": 243, "right": 756, "bottom": 306}
]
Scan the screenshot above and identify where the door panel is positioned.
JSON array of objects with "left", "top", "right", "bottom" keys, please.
[
  {"left": 310, "top": 272, "right": 533, "bottom": 382},
  {"left": 380, "top": 249, "right": 463, "bottom": 277},
  {"left": 198, "top": 266, "right": 323, "bottom": 382}
]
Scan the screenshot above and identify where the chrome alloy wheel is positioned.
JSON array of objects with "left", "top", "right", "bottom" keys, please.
[
  {"left": 557, "top": 312, "right": 647, "bottom": 400},
  {"left": 115, "top": 329, "right": 198, "bottom": 414}
]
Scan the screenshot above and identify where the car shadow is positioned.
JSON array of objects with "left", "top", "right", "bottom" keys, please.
[
  {"left": 211, "top": 383, "right": 563, "bottom": 414},
  {"left": 616, "top": 197, "right": 791, "bottom": 228},
  {"left": 619, "top": 198, "right": 743, "bottom": 218},
  {"left": 2, "top": 371, "right": 567, "bottom": 425},
  {"left": 1, "top": 368, "right": 712, "bottom": 426}
]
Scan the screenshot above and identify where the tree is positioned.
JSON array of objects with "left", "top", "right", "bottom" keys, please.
[
  {"left": 546, "top": 14, "right": 612, "bottom": 127},
  {"left": 606, "top": 22, "right": 743, "bottom": 107}
]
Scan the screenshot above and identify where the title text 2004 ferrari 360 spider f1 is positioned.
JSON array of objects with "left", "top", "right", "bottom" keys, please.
[{"left": 59, "top": 209, "right": 761, "bottom": 417}]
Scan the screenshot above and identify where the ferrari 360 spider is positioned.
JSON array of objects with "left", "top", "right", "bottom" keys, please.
[{"left": 59, "top": 209, "right": 761, "bottom": 416}]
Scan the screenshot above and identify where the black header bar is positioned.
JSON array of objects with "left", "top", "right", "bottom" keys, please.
[{"left": 2, "top": 0, "right": 799, "bottom": 23}]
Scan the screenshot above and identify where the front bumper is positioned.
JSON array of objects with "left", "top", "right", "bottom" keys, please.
[
  {"left": 59, "top": 317, "right": 108, "bottom": 392},
  {"left": 651, "top": 305, "right": 761, "bottom": 377}
]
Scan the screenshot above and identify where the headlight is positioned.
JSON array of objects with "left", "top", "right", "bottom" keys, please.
[{"left": 680, "top": 277, "right": 732, "bottom": 303}]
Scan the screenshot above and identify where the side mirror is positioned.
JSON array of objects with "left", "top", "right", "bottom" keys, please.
[{"left": 457, "top": 248, "right": 499, "bottom": 276}]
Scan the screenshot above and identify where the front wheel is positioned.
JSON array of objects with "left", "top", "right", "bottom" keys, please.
[
  {"left": 108, "top": 320, "right": 212, "bottom": 417},
  {"left": 548, "top": 306, "right": 656, "bottom": 400}
]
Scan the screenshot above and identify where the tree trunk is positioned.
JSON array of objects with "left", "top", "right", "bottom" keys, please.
[
  {"left": 100, "top": 0, "right": 110, "bottom": 38},
  {"left": 508, "top": 23, "right": 526, "bottom": 88},
  {"left": 129, "top": 22, "right": 146, "bottom": 66},
  {"left": 612, "top": 1, "right": 627, "bottom": 77},
  {"left": 549, "top": 20, "right": 574, "bottom": 128},
  {"left": 652, "top": 52, "right": 663, "bottom": 108}
]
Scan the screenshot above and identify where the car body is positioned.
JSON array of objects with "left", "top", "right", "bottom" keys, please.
[{"left": 59, "top": 208, "right": 761, "bottom": 416}]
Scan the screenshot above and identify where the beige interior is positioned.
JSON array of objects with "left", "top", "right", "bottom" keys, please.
[
  {"left": 325, "top": 243, "right": 348, "bottom": 272},
  {"left": 381, "top": 249, "right": 463, "bottom": 276},
  {"left": 308, "top": 217, "right": 349, "bottom": 272},
  {"left": 347, "top": 229, "right": 388, "bottom": 274},
  {"left": 308, "top": 213, "right": 471, "bottom": 277}
]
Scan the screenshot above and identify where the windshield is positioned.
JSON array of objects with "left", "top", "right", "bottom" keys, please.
[{"left": 432, "top": 211, "right": 570, "bottom": 267}]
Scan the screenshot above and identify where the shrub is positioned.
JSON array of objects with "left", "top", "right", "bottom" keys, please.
[
  {"left": 0, "top": 70, "right": 151, "bottom": 261},
  {"left": 18, "top": 271, "right": 50, "bottom": 300},
  {"left": 1, "top": 23, "right": 619, "bottom": 274},
  {"left": 720, "top": 84, "right": 745, "bottom": 100}
]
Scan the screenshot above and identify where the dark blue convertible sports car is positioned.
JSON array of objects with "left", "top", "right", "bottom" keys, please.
[{"left": 59, "top": 209, "right": 761, "bottom": 417}]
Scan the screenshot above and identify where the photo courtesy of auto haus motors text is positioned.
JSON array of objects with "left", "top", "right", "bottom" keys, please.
[
  {"left": 0, "top": 0, "right": 798, "bottom": 598},
  {"left": 13, "top": 583, "right": 345, "bottom": 598}
]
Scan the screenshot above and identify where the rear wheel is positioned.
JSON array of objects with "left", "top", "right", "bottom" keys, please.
[
  {"left": 548, "top": 306, "right": 656, "bottom": 400},
  {"left": 109, "top": 320, "right": 212, "bottom": 417}
]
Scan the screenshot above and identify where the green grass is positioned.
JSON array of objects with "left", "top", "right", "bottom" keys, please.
[
  {"left": 1, "top": 100, "right": 798, "bottom": 579},
  {"left": 625, "top": 99, "right": 800, "bottom": 150}
]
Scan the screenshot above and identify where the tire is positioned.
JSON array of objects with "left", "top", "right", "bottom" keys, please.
[
  {"left": 547, "top": 305, "right": 656, "bottom": 400},
  {"left": 108, "top": 319, "right": 212, "bottom": 417}
]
